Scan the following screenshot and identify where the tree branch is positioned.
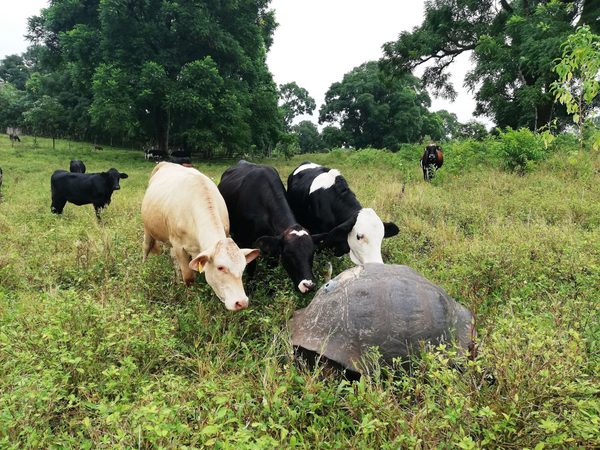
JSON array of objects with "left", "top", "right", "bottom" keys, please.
[{"left": 500, "top": 0, "right": 513, "bottom": 13}]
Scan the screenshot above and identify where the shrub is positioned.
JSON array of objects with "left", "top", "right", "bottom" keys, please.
[{"left": 497, "top": 128, "right": 547, "bottom": 174}]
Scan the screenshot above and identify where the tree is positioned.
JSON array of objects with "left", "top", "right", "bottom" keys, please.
[
  {"left": 433, "top": 110, "right": 461, "bottom": 140},
  {"left": 25, "top": 0, "right": 282, "bottom": 155},
  {"left": 0, "top": 55, "right": 30, "bottom": 90},
  {"left": 321, "top": 125, "right": 345, "bottom": 149},
  {"left": 22, "top": 95, "right": 67, "bottom": 148},
  {"left": 292, "top": 121, "right": 325, "bottom": 152},
  {"left": 381, "top": 0, "right": 598, "bottom": 131},
  {"left": 279, "top": 82, "right": 316, "bottom": 130},
  {"left": 458, "top": 120, "right": 489, "bottom": 140},
  {"left": 0, "top": 83, "right": 27, "bottom": 130},
  {"left": 89, "top": 64, "right": 138, "bottom": 145},
  {"left": 319, "top": 61, "right": 438, "bottom": 149},
  {"left": 551, "top": 26, "right": 600, "bottom": 141}
]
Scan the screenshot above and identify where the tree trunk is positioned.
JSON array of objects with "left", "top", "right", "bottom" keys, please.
[
  {"left": 165, "top": 108, "right": 171, "bottom": 154},
  {"left": 52, "top": 135, "right": 55, "bottom": 150},
  {"left": 536, "top": 101, "right": 554, "bottom": 130}
]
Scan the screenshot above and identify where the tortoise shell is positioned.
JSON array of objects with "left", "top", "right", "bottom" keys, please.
[{"left": 289, "top": 264, "right": 476, "bottom": 374}]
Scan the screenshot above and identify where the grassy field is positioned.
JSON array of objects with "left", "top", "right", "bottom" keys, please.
[{"left": 0, "top": 135, "right": 598, "bottom": 448}]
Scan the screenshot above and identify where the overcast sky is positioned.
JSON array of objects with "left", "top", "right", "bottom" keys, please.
[{"left": 0, "top": 0, "right": 483, "bottom": 126}]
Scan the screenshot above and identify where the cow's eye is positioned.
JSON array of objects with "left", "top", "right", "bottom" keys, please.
[
  {"left": 217, "top": 266, "right": 226, "bottom": 272},
  {"left": 356, "top": 234, "right": 364, "bottom": 240}
]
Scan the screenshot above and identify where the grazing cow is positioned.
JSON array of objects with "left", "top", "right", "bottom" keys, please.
[
  {"left": 94, "top": 145, "right": 103, "bottom": 151},
  {"left": 420, "top": 144, "right": 444, "bottom": 181},
  {"left": 142, "top": 162, "right": 259, "bottom": 311},
  {"left": 0, "top": 167, "right": 3, "bottom": 188},
  {"left": 169, "top": 155, "right": 192, "bottom": 166},
  {"left": 287, "top": 162, "right": 399, "bottom": 264},
  {"left": 219, "top": 160, "right": 322, "bottom": 293},
  {"left": 9, "top": 134, "right": 20, "bottom": 143},
  {"left": 50, "top": 168, "right": 128, "bottom": 219},
  {"left": 167, "top": 149, "right": 192, "bottom": 166},
  {"left": 144, "top": 148, "right": 167, "bottom": 162},
  {"left": 69, "top": 160, "right": 86, "bottom": 173}
]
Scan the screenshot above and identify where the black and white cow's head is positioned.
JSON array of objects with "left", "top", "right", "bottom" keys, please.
[
  {"left": 104, "top": 168, "right": 129, "bottom": 191},
  {"left": 255, "top": 225, "right": 318, "bottom": 293},
  {"left": 317, "top": 208, "right": 399, "bottom": 264}
]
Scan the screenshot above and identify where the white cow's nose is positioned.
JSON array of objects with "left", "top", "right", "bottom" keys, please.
[{"left": 234, "top": 298, "right": 248, "bottom": 310}]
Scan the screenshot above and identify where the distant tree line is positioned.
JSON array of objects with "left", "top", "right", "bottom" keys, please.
[{"left": 0, "top": 0, "right": 598, "bottom": 155}]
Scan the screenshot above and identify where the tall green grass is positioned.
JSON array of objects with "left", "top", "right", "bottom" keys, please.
[{"left": 0, "top": 134, "right": 598, "bottom": 448}]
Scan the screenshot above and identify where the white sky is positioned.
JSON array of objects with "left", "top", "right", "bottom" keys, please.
[{"left": 0, "top": 0, "right": 485, "bottom": 126}]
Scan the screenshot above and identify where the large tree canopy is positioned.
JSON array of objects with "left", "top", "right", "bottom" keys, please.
[
  {"left": 22, "top": 0, "right": 281, "bottom": 155},
  {"left": 381, "top": 0, "right": 599, "bottom": 131},
  {"left": 319, "top": 61, "right": 443, "bottom": 149},
  {"left": 278, "top": 82, "right": 317, "bottom": 131}
]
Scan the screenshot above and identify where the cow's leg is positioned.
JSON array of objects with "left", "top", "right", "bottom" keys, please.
[
  {"left": 424, "top": 166, "right": 432, "bottom": 182},
  {"left": 94, "top": 205, "right": 103, "bottom": 220},
  {"left": 171, "top": 246, "right": 195, "bottom": 286},
  {"left": 143, "top": 231, "right": 160, "bottom": 260},
  {"left": 51, "top": 195, "right": 66, "bottom": 214}
]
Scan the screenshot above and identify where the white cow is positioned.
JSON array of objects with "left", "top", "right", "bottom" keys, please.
[{"left": 141, "top": 162, "right": 259, "bottom": 311}]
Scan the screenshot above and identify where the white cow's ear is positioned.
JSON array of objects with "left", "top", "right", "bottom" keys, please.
[
  {"left": 189, "top": 251, "right": 211, "bottom": 272},
  {"left": 241, "top": 248, "right": 260, "bottom": 263}
]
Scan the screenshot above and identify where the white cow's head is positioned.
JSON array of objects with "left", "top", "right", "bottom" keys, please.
[
  {"left": 315, "top": 208, "right": 399, "bottom": 265},
  {"left": 189, "top": 238, "right": 259, "bottom": 311}
]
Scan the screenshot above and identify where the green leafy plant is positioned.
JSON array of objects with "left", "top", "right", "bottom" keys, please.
[
  {"left": 497, "top": 128, "right": 547, "bottom": 174},
  {"left": 551, "top": 26, "right": 600, "bottom": 145}
]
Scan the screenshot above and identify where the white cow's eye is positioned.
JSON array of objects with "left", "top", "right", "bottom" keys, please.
[
  {"left": 217, "top": 266, "right": 226, "bottom": 272},
  {"left": 356, "top": 234, "right": 364, "bottom": 240}
]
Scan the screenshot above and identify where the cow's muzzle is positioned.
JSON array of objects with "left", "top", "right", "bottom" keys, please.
[{"left": 298, "top": 279, "right": 315, "bottom": 293}]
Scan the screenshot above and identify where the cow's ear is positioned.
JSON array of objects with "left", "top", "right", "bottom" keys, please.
[
  {"left": 318, "top": 215, "right": 358, "bottom": 249},
  {"left": 119, "top": 172, "right": 129, "bottom": 179},
  {"left": 254, "top": 236, "right": 282, "bottom": 256},
  {"left": 189, "top": 251, "right": 211, "bottom": 272},
  {"left": 331, "top": 215, "right": 358, "bottom": 239},
  {"left": 383, "top": 222, "right": 399, "bottom": 238},
  {"left": 241, "top": 248, "right": 260, "bottom": 263}
]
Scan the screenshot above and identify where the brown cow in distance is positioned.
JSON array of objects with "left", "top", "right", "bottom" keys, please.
[{"left": 420, "top": 144, "right": 444, "bottom": 181}]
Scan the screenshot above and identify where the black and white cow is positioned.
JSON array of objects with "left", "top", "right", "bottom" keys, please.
[
  {"left": 420, "top": 144, "right": 444, "bottom": 181},
  {"left": 144, "top": 148, "right": 168, "bottom": 162},
  {"left": 218, "top": 160, "right": 321, "bottom": 293},
  {"left": 50, "top": 168, "right": 128, "bottom": 219},
  {"left": 69, "top": 160, "right": 86, "bottom": 173},
  {"left": 287, "top": 162, "right": 399, "bottom": 265}
]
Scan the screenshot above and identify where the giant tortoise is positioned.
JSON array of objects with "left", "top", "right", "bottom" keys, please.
[{"left": 289, "top": 264, "right": 476, "bottom": 377}]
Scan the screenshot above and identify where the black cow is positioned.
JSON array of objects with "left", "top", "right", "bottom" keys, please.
[
  {"left": 420, "top": 144, "right": 444, "bottom": 181},
  {"left": 0, "top": 167, "right": 3, "bottom": 189},
  {"left": 50, "top": 168, "right": 128, "bottom": 219},
  {"left": 69, "top": 160, "right": 86, "bottom": 173},
  {"left": 168, "top": 150, "right": 192, "bottom": 166},
  {"left": 287, "top": 162, "right": 399, "bottom": 265},
  {"left": 218, "top": 160, "right": 321, "bottom": 293}
]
